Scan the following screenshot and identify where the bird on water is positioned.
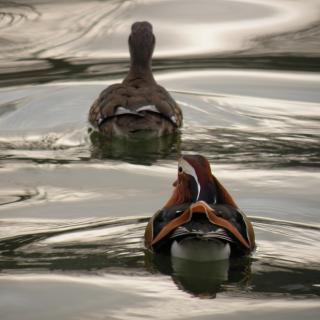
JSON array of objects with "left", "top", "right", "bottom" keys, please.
[
  {"left": 88, "top": 21, "right": 183, "bottom": 137},
  {"left": 145, "top": 155, "right": 255, "bottom": 261}
]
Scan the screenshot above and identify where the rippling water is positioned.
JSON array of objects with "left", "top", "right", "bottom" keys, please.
[{"left": 0, "top": 0, "right": 320, "bottom": 319}]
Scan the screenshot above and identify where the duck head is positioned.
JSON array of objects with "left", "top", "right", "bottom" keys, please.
[
  {"left": 164, "top": 155, "right": 238, "bottom": 208},
  {"left": 129, "top": 21, "right": 155, "bottom": 69}
]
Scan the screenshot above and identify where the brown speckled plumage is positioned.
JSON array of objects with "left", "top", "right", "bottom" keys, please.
[{"left": 88, "top": 21, "right": 183, "bottom": 137}]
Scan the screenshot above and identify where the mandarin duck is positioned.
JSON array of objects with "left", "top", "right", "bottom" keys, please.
[
  {"left": 88, "top": 21, "right": 182, "bottom": 137},
  {"left": 144, "top": 155, "right": 255, "bottom": 261}
]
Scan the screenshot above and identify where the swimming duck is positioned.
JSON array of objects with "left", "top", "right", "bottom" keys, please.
[
  {"left": 144, "top": 155, "right": 255, "bottom": 261},
  {"left": 88, "top": 21, "right": 182, "bottom": 137}
]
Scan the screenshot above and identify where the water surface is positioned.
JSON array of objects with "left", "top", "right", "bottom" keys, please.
[{"left": 0, "top": 0, "right": 320, "bottom": 319}]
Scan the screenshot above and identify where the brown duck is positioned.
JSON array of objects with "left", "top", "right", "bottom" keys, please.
[
  {"left": 88, "top": 21, "right": 183, "bottom": 137},
  {"left": 145, "top": 155, "right": 255, "bottom": 261}
]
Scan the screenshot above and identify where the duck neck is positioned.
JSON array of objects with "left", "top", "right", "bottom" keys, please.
[{"left": 125, "top": 58, "right": 155, "bottom": 83}]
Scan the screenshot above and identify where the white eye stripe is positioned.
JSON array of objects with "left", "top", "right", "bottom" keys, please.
[{"left": 179, "top": 158, "right": 201, "bottom": 200}]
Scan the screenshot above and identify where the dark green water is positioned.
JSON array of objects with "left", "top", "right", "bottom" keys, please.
[{"left": 0, "top": 0, "right": 319, "bottom": 319}]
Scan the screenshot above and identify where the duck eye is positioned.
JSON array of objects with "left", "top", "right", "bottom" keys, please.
[{"left": 178, "top": 166, "right": 183, "bottom": 173}]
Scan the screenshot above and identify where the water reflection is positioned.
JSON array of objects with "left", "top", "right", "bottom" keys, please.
[
  {"left": 146, "top": 252, "right": 251, "bottom": 298},
  {"left": 0, "top": 75, "right": 318, "bottom": 167},
  {"left": 89, "top": 130, "right": 181, "bottom": 165},
  {"left": 1, "top": 0, "right": 320, "bottom": 59},
  {"left": 0, "top": 191, "right": 35, "bottom": 207},
  {"left": 0, "top": 0, "right": 320, "bottom": 316},
  {"left": 182, "top": 128, "right": 320, "bottom": 169},
  {"left": 0, "top": 217, "right": 319, "bottom": 298},
  {"left": 1, "top": 125, "right": 319, "bottom": 168},
  {"left": 0, "top": 0, "right": 320, "bottom": 87}
]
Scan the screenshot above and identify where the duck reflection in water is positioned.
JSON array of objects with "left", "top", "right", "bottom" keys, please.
[
  {"left": 88, "top": 21, "right": 182, "bottom": 138},
  {"left": 145, "top": 251, "right": 252, "bottom": 298},
  {"left": 89, "top": 130, "right": 180, "bottom": 165}
]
